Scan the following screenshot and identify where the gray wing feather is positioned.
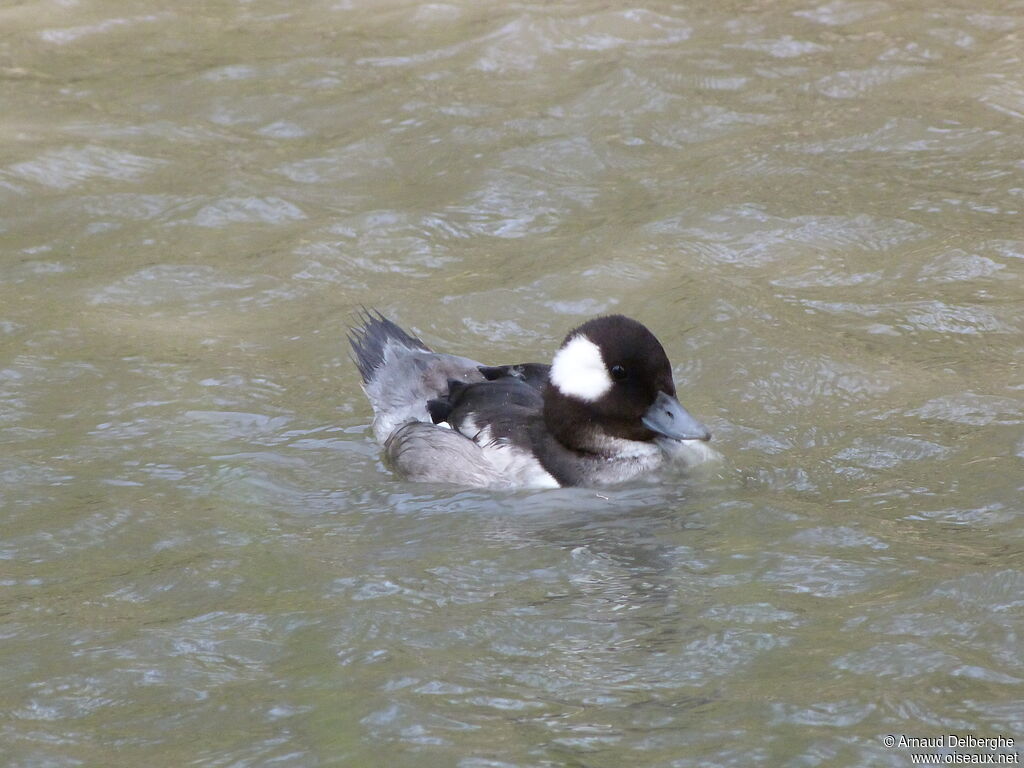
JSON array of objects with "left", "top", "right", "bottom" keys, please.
[{"left": 384, "top": 422, "right": 513, "bottom": 488}]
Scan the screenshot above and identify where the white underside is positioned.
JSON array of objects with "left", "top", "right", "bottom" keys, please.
[
  {"left": 474, "top": 426, "right": 560, "bottom": 488},
  {"left": 656, "top": 436, "right": 722, "bottom": 466}
]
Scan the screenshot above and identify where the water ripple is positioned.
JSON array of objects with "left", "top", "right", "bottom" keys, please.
[
  {"left": 3, "top": 0, "right": 1023, "bottom": 764},
  {"left": 87, "top": 265, "right": 271, "bottom": 307},
  {"left": 7, "top": 146, "right": 166, "bottom": 189}
]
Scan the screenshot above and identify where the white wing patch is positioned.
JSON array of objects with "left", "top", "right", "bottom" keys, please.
[{"left": 550, "top": 335, "right": 612, "bottom": 402}]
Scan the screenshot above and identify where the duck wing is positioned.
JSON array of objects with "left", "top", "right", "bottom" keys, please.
[
  {"left": 477, "top": 363, "right": 550, "bottom": 390},
  {"left": 384, "top": 422, "right": 516, "bottom": 488}
]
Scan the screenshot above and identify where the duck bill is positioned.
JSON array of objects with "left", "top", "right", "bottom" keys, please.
[{"left": 642, "top": 391, "right": 711, "bottom": 441}]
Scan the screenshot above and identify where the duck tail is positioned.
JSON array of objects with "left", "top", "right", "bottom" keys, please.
[{"left": 348, "top": 308, "right": 430, "bottom": 385}]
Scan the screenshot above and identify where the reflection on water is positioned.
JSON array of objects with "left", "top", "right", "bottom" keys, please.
[{"left": 1, "top": 0, "right": 1022, "bottom": 765}]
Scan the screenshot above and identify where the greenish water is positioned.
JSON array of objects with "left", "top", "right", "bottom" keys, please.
[{"left": 2, "top": 0, "right": 1022, "bottom": 766}]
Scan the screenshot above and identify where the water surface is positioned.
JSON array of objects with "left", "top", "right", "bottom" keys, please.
[{"left": 2, "top": 0, "right": 1023, "bottom": 766}]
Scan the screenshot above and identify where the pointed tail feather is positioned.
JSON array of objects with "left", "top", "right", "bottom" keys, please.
[{"left": 348, "top": 308, "right": 430, "bottom": 385}]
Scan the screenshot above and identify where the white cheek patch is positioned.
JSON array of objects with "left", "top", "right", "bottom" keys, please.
[{"left": 550, "top": 335, "right": 613, "bottom": 402}]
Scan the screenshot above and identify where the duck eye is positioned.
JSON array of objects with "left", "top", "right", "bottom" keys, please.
[{"left": 610, "top": 364, "right": 627, "bottom": 382}]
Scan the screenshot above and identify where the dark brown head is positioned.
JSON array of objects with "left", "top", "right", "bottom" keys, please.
[{"left": 543, "top": 315, "right": 710, "bottom": 451}]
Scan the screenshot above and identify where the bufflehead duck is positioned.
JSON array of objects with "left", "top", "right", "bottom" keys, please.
[{"left": 349, "top": 311, "right": 711, "bottom": 489}]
